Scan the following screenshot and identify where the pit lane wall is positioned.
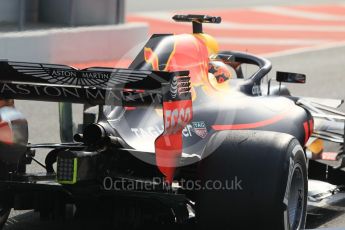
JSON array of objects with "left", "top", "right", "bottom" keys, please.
[{"left": 0, "top": 23, "right": 148, "bottom": 64}]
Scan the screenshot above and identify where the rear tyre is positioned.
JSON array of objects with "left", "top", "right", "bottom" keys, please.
[
  {"left": 0, "top": 161, "right": 14, "bottom": 229},
  {"left": 195, "top": 130, "right": 307, "bottom": 229},
  {"left": 0, "top": 203, "right": 9, "bottom": 230}
]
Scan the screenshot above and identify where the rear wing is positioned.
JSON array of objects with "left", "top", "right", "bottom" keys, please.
[
  {"left": 0, "top": 61, "right": 193, "bottom": 182},
  {"left": 0, "top": 61, "right": 191, "bottom": 106}
]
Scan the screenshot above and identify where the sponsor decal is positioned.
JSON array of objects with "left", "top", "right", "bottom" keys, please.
[
  {"left": 182, "top": 124, "right": 194, "bottom": 137},
  {"left": 81, "top": 71, "right": 110, "bottom": 80},
  {"left": 131, "top": 125, "right": 164, "bottom": 138},
  {"left": 50, "top": 70, "right": 77, "bottom": 78},
  {"left": 0, "top": 83, "right": 163, "bottom": 104},
  {"left": 131, "top": 124, "right": 194, "bottom": 138},
  {"left": 131, "top": 122, "right": 208, "bottom": 139},
  {"left": 9, "top": 63, "right": 140, "bottom": 88},
  {"left": 163, "top": 100, "right": 192, "bottom": 134},
  {"left": 50, "top": 70, "right": 111, "bottom": 80},
  {"left": 252, "top": 84, "right": 261, "bottom": 95},
  {"left": 192, "top": 121, "right": 208, "bottom": 138}
]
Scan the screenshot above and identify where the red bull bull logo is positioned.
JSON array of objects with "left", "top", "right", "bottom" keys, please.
[{"left": 144, "top": 47, "right": 159, "bottom": 70}]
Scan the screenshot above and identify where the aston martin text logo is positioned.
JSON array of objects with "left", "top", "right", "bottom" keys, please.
[
  {"left": 50, "top": 70, "right": 77, "bottom": 77},
  {"left": 0, "top": 83, "right": 163, "bottom": 104},
  {"left": 50, "top": 69, "right": 111, "bottom": 80},
  {"left": 8, "top": 62, "right": 126, "bottom": 88},
  {"left": 192, "top": 121, "right": 208, "bottom": 138}
]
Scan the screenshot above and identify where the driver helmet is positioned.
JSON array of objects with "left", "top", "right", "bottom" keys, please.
[
  {"left": 207, "top": 61, "right": 234, "bottom": 93},
  {"left": 208, "top": 60, "right": 233, "bottom": 84}
]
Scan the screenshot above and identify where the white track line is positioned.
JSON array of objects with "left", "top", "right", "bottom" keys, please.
[
  {"left": 134, "top": 12, "right": 172, "bottom": 20},
  {"left": 262, "top": 40, "right": 345, "bottom": 58},
  {"left": 209, "top": 22, "right": 345, "bottom": 32},
  {"left": 255, "top": 6, "right": 345, "bottom": 21},
  {"left": 134, "top": 12, "right": 345, "bottom": 32},
  {"left": 216, "top": 37, "right": 330, "bottom": 46},
  {"left": 130, "top": 9, "right": 345, "bottom": 58}
]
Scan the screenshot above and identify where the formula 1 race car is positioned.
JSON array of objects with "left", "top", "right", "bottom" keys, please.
[{"left": 0, "top": 14, "right": 344, "bottom": 230}]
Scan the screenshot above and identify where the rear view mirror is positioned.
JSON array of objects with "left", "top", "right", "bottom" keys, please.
[{"left": 276, "top": 71, "right": 306, "bottom": 84}]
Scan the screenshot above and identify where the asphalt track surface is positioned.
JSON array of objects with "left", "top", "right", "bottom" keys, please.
[{"left": 5, "top": 0, "right": 345, "bottom": 229}]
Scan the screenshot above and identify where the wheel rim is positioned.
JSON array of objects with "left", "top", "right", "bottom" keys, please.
[{"left": 287, "top": 164, "right": 305, "bottom": 230}]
